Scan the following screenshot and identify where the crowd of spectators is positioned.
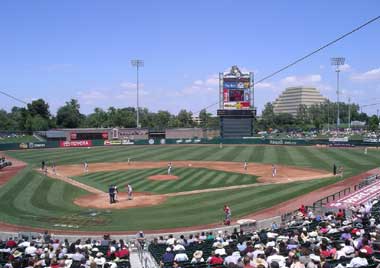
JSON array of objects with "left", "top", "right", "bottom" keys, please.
[
  {"left": 0, "top": 233, "right": 130, "bottom": 268},
  {"left": 149, "top": 200, "right": 380, "bottom": 268}
]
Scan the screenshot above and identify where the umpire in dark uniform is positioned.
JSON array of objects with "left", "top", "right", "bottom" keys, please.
[{"left": 109, "top": 185, "right": 115, "bottom": 204}]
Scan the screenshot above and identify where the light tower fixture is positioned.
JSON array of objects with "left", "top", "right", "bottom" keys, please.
[
  {"left": 131, "top": 59, "right": 144, "bottom": 128},
  {"left": 331, "top": 57, "right": 345, "bottom": 129}
]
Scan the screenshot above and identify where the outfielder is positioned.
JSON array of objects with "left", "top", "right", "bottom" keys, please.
[{"left": 167, "top": 162, "right": 172, "bottom": 175}]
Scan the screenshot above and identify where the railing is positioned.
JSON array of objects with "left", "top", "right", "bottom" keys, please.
[{"left": 281, "top": 173, "right": 380, "bottom": 225}]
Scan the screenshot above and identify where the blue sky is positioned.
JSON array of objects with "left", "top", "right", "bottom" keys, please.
[{"left": 0, "top": 0, "right": 379, "bottom": 116}]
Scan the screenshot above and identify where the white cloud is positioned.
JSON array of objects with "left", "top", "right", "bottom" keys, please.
[
  {"left": 77, "top": 90, "right": 109, "bottom": 104},
  {"left": 120, "top": 81, "right": 144, "bottom": 89},
  {"left": 280, "top": 74, "right": 322, "bottom": 87},
  {"left": 193, "top": 80, "right": 203, "bottom": 86},
  {"left": 255, "top": 82, "right": 273, "bottom": 89},
  {"left": 340, "top": 64, "right": 351, "bottom": 72},
  {"left": 351, "top": 68, "right": 380, "bottom": 81},
  {"left": 177, "top": 74, "right": 219, "bottom": 96}
]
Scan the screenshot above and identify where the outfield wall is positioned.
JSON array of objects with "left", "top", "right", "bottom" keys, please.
[{"left": 0, "top": 137, "right": 379, "bottom": 151}]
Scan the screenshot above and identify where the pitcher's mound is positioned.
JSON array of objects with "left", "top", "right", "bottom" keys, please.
[{"left": 148, "top": 174, "right": 179, "bottom": 181}]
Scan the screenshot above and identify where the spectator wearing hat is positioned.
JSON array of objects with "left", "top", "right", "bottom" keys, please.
[
  {"left": 94, "top": 252, "right": 106, "bottom": 267},
  {"left": 160, "top": 247, "right": 175, "bottom": 265},
  {"left": 214, "top": 242, "right": 226, "bottom": 256},
  {"left": 307, "top": 254, "right": 321, "bottom": 268},
  {"left": 224, "top": 249, "right": 241, "bottom": 265},
  {"left": 191, "top": 250, "right": 204, "bottom": 264}
]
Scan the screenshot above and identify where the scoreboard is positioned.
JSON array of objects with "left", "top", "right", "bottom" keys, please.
[
  {"left": 218, "top": 66, "right": 255, "bottom": 138},
  {"left": 220, "top": 66, "right": 253, "bottom": 110}
]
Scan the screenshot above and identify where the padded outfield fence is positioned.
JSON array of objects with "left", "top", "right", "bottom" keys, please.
[{"left": 0, "top": 137, "right": 380, "bottom": 151}]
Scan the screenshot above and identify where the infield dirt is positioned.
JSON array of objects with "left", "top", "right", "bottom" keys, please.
[{"left": 46, "top": 161, "right": 332, "bottom": 210}]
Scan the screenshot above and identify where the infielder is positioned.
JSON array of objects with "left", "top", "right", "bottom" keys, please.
[
  {"left": 244, "top": 160, "right": 248, "bottom": 171},
  {"left": 127, "top": 158, "right": 131, "bottom": 165},
  {"left": 84, "top": 161, "right": 89, "bottom": 173},
  {"left": 127, "top": 183, "right": 133, "bottom": 200},
  {"left": 272, "top": 164, "right": 277, "bottom": 177}
]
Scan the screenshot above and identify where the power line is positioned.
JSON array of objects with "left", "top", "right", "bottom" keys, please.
[
  {"left": 194, "top": 15, "right": 380, "bottom": 115},
  {"left": 0, "top": 90, "right": 28, "bottom": 105}
]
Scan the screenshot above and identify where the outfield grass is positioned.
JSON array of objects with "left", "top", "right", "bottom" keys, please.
[{"left": 2, "top": 145, "right": 380, "bottom": 231}]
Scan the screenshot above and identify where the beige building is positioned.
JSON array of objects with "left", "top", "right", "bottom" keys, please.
[{"left": 273, "top": 87, "right": 327, "bottom": 116}]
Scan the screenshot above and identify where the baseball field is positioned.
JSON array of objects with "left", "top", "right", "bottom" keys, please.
[{"left": 0, "top": 144, "right": 379, "bottom": 233}]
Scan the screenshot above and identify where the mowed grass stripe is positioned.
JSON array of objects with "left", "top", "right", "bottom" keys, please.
[
  {"left": 284, "top": 147, "right": 311, "bottom": 167},
  {"left": 232, "top": 146, "right": 255, "bottom": 162},
  {"left": 249, "top": 146, "right": 265, "bottom": 163},
  {"left": 295, "top": 147, "right": 331, "bottom": 170},
  {"left": 12, "top": 174, "right": 53, "bottom": 216},
  {"left": 203, "top": 146, "right": 235, "bottom": 161},
  {"left": 262, "top": 145, "right": 279, "bottom": 164}
]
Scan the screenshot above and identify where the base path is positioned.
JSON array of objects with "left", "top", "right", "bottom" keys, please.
[
  {"left": 56, "top": 161, "right": 331, "bottom": 183},
  {"left": 50, "top": 161, "right": 332, "bottom": 210}
]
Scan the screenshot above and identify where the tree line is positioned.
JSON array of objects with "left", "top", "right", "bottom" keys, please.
[
  {"left": 0, "top": 98, "right": 378, "bottom": 132},
  {"left": 258, "top": 101, "right": 379, "bottom": 131},
  {"left": 0, "top": 98, "right": 219, "bottom": 131}
]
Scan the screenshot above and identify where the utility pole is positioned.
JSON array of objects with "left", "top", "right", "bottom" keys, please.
[
  {"left": 131, "top": 60, "right": 144, "bottom": 128},
  {"left": 348, "top": 97, "right": 351, "bottom": 129},
  {"left": 331, "top": 57, "right": 345, "bottom": 129}
]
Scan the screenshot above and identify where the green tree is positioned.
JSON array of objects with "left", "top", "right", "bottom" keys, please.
[
  {"left": 368, "top": 115, "right": 379, "bottom": 131},
  {"left": 27, "top": 99, "right": 50, "bottom": 119},
  {"left": 199, "top": 109, "right": 212, "bottom": 128},
  {"left": 260, "top": 102, "right": 275, "bottom": 129},
  {"left": 177, "top": 110, "right": 194, "bottom": 127},
  {"left": 56, "top": 99, "right": 84, "bottom": 128}
]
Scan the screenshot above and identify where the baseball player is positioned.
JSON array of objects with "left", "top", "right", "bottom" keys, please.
[
  {"left": 52, "top": 161, "right": 56, "bottom": 175},
  {"left": 127, "top": 183, "right": 133, "bottom": 200},
  {"left": 84, "top": 161, "right": 89, "bottom": 173},
  {"left": 167, "top": 162, "right": 172, "bottom": 175},
  {"left": 364, "top": 147, "right": 368, "bottom": 155},
  {"left": 244, "top": 160, "right": 248, "bottom": 171},
  {"left": 114, "top": 185, "right": 118, "bottom": 202},
  {"left": 272, "top": 164, "right": 277, "bottom": 177},
  {"left": 127, "top": 158, "right": 131, "bottom": 165}
]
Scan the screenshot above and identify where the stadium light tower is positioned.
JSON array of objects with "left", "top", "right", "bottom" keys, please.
[
  {"left": 331, "top": 57, "right": 345, "bottom": 129},
  {"left": 131, "top": 59, "right": 144, "bottom": 128}
]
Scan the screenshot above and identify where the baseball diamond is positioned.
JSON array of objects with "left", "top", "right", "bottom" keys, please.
[{"left": 0, "top": 144, "right": 379, "bottom": 233}]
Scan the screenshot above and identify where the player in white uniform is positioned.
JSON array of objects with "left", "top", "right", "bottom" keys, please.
[
  {"left": 167, "top": 162, "right": 172, "bottom": 175},
  {"left": 272, "top": 164, "right": 277, "bottom": 177},
  {"left": 84, "top": 161, "right": 89, "bottom": 173},
  {"left": 127, "top": 184, "right": 133, "bottom": 200},
  {"left": 244, "top": 161, "right": 248, "bottom": 171}
]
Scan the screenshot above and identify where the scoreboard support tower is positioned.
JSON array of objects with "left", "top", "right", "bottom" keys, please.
[{"left": 217, "top": 66, "right": 256, "bottom": 138}]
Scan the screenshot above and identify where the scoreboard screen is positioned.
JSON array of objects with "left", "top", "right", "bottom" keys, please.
[{"left": 221, "top": 66, "right": 253, "bottom": 110}]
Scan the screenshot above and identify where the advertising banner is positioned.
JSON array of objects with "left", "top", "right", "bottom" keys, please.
[
  {"left": 104, "top": 140, "right": 122, "bottom": 146},
  {"left": 70, "top": 132, "right": 77, "bottom": 140},
  {"left": 223, "top": 82, "right": 237, "bottom": 88},
  {"left": 223, "top": 89, "right": 228, "bottom": 102},
  {"left": 59, "top": 140, "right": 92, "bottom": 147},
  {"left": 102, "top": 132, "right": 109, "bottom": 139},
  {"left": 121, "top": 139, "right": 134, "bottom": 145}
]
